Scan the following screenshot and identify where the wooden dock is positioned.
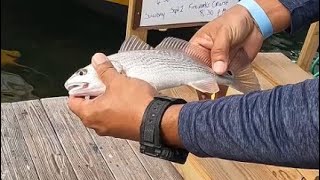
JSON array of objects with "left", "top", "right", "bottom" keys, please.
[{"left": 1, "top": 53, "right": 319, "bottom": 180}]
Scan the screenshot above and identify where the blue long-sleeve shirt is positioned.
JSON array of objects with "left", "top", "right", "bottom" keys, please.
[
  {"left": 279, "top": 0, "right": 319, "bottom": 34},
  {"left": 178, "top": 0, "right": 319, "bottom": 169}
]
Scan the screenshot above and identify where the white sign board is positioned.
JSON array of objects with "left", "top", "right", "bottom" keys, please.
[{"left": 139, "top": 0, "right": 239, "bottom": 27}]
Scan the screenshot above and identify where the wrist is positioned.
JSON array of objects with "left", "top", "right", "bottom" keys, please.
[
  {"left": 139, "top": 96, "right": 188, "bottom": 164},
  {"left": 255, "top": 0, "right": 291, "bottom": 33},
  {"left": 160, "top": 104, "right": 184, "bottom": 149}
]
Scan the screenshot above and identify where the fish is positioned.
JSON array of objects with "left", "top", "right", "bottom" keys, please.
[{"left": 64, "top": 36, "right": 261, "bottom": 97}]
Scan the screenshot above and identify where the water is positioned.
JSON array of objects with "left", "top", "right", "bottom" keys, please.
[{"left": 0, "top": 0, "right": 315, "bottom": 102}]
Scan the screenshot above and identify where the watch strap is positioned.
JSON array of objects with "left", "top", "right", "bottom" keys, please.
[{"left": 140, "top": 96, "right": 189, "bottom": 164}]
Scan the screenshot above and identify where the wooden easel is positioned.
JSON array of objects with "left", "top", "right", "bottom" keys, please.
[
  {"left": 297, "top": 21, "right": 319, "bottom": 72},
  {"left": 125, "top": 0, "right": 228, "bottom": 100},
  {"left": 125, "top": 0, "right": 148, "bottom": 41}
]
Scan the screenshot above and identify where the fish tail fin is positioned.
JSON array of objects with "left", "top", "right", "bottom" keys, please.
[{"left": 228, "top": 57, "right": 261, "bottom": 93}]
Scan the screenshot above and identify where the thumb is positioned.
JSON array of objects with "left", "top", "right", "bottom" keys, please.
[
  {"left": 91, "top": 53, "right": 118, "bottom": 86},
  {"left": 211, "top": 29, "right": 230, "bottom": 75}
]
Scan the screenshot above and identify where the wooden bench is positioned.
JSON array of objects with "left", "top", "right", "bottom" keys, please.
[{"left": 1, "top": 53, "right": 319, "bottom": 180}]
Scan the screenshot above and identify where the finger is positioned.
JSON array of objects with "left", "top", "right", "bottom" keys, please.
[
  {"left": 67, "top": 96, "right": 86, "bottom": 115},
  {"left": 190, "top": 33, "right": 214, "bottom": 50},
  {"left": 243, "top": 29, "right": 263, "bottom": 61},
  {"left": 91, "top": 53, "right": 119, "bottom": 86},
  {"left": 211, "top": 28, "right": 230, "bottom": 75}
]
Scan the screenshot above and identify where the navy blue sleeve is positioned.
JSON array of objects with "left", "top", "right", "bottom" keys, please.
[
  {"left": 279, "top": 0, "right": 319, "bottom": 34},
  {"left": 178, "top": 78, "right": 319, "bottom": 169}
]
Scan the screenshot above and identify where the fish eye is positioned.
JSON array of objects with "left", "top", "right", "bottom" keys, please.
[{"left": 77, "top": 68, "right": 87, "bottom": 76}]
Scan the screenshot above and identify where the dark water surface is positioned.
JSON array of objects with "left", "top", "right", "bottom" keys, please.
[{"left": 0, "top": 0, "right": 314, "bottom": 102}]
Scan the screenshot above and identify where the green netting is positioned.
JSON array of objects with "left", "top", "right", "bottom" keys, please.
[{"left": 311, "top": 56, "right": 319, "bottom": 77}]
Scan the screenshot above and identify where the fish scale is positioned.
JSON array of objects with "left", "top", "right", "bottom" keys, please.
[
  {"left": 110, "top": 51, "right": 213, "bottom": 73},
  {"left": 108, "top": 50, "right": 216, "bottom": 89},
  {"left": 64, "top": 36, "right": 261, "bottom": 97}
]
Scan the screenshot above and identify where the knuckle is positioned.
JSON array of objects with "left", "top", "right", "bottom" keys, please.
[
  {"left": 80, "top": 111, "right": 92, "bottom": 123},
  {"left": 67, "top": 100, "right": 78, "bottom": 113},
  {"left": 97, "top": 66, "right": 117, "bottom": 81},
  {"left": 211, "top": 51, "right": 228, "bottom": 61},
  {"left": 95, "top": 129, "right": 106, "bottom": 136},
  {"left": 82, "top": 118, "right": 92, "bottom": 127},
  {"left": 98, "top": 67, "right": 109, "bottom": 78}
]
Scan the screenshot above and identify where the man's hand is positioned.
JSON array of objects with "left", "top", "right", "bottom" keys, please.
[
  {"left": 190, "top": 5, "right": 264, "bottom": 75},
  {"left": 67, "top": 53, "right": 157, "bottom": 141}
]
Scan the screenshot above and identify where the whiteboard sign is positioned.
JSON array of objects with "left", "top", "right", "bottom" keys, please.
[{"left": 138, "top": 0, "right": 239, "bottom": 27}]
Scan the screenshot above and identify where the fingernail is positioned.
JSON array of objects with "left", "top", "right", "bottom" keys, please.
[
  {"left": 92, "top": 53, "right": 107, "bottom": 66},
  {"left": 213, "top": 61, "right": 227, "bottom": 75}
]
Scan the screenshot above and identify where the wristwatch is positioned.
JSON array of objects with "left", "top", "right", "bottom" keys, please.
[{"left": 139, "top": 96, "right": 189, "bottom": 164}]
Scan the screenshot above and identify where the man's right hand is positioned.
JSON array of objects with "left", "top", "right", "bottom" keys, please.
[{"left": 190, "top": 5, "right": 264, "bottom": 75}]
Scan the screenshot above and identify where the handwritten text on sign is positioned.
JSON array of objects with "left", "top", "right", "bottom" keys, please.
[{"left": 140, "top": 0, "right": 239, "bottom": 27}]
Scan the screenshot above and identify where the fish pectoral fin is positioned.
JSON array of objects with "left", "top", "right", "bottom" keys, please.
[
  {"left": 188, "top": 79, "right": 220, "bottom": 94},
  {"left": 227, "top": 54, "right": 261, "bottom": 93},
  {"left": 118, "top": 36, "right": 153, "bottom": 52},
  {"left": 155, "top": 37, "right": 212, "bottom": 67}
]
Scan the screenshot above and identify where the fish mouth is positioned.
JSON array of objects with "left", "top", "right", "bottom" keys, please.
[{"left": 65, "top": 82, "right": 89, "bottom": 92}]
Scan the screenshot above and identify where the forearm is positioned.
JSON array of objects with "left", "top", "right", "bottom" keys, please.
[
  {"left": 177, "top": 79, "right": 319, "bottom": 168},
  {"left": 254, "top": 0, "right": 318, "bottom": 34},
  {"left": 254, "top": 0, "right": 291, "bottom": 33},
  {"left": 279, "top": 0, "right": 319, "bottom": 34}
]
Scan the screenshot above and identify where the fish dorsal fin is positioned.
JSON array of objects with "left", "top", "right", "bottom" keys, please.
[
  {"left": 155, "top": 37, "right": 212, "bottom": 67},
  {"left": 119, "top": 36, "right": 153, "bottom": 52}
]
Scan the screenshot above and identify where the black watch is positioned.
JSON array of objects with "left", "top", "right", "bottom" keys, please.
[{"left": 139, "top": 96, "right": 189, "bottom": 164}]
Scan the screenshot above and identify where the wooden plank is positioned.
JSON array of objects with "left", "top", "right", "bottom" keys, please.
[
  {"left": 253, "top": 53, "right": 314, "bottom": 86},
  {"left": 232, "top": 162, "right": 290, "bottom": 180},
  {"left": 40, "top": 97, "right": 116, "bottom": 180},
  {"left": 126, "top": 0, "right": 148, "bottom": 41},
  {"left": 297, "top": 169, "right": 319, "bottom": 180},
  {"left": 1, "top": 103, "right": 39, "bottom": 180},
  {"left": 87, "top": 131, "right": 152, "bottom": 180},
  {"left": 191, "top": 157, "right": 281, "bottom": 180},
  {"left": 127, "top": 141, "right": 184, "bottom": 180},
  {"left": 266, "top": 165, "right": 306, "bottom": 180},
  {"left": 173, "top": 155, "right": 285, "bottom": 180},
  {"left": 172, "top": 155, "right": 213, "bottom": 180},
  {"left": 1, "top": 146, "right": 14, "bottom": 180},
  {"left": 11, "top": 100, "right": 78, "bottom": 180},
  {"left": 297, "top": 22, "right": 319, "bottom": 72}
]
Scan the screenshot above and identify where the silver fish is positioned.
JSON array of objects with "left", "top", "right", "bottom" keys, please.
[{"left": 64, "top": 36, "right": 260, "bottom": 97}]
